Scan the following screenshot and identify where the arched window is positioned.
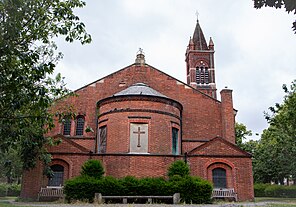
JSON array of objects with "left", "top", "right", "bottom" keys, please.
[
  {"left": 75, "top": 116, "right": 85, "bottom": 136},
  {"left": 48, "top": 165, "right": 64, "bottom": 186},
  {"left": 196, "top": 66, "right": 209, "bottom": 84},
  {"left": 63, "top": 117, "right": 71, "bottom": 136},
  {"left": 212, "top": 168, "right": 227, "bottom": 188}
]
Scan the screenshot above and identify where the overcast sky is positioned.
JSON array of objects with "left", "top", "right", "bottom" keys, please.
[{"left": 54, "top": 0, "right": 296, "bottom": 140}]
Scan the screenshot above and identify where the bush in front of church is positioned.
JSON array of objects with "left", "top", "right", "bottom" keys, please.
[
  {"left": 64, "top": 175, "right": 99, "bottom": 202},
  {"left": 64, "top": 159, "right": 213, "bottom": 203},
  {"left": 64, "top": 175, "right": 212, "bottom": 203},
  {"left": 167, "top": 160, "right": 190, "bottom": 179},
  {"left": 167, "top": 175, "right": 212, "bottom": 204},
  {"left": 80, "top": 159, "right": 104, "bottom": 179}
]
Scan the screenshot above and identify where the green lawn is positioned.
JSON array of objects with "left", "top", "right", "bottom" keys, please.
[
  {"left": 267, "top": 204, "right": 296, "bottom": 207},
  {"left": 0, "top": 201, "right": 31, "bottom": 207},
  {"left": 255, "top": 197, "right": 296, "bottom": 203}
]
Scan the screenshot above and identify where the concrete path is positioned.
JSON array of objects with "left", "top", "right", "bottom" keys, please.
[{"left": 6, "top": 201, "right": 295, "bottom": 207}]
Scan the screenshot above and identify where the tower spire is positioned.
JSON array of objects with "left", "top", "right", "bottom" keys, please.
[
  {"left": 192, "top": 19, "right": 208, "bottom": 50},
  {"left": 185, "top": 17, "right": 217, "bottom": 98}
]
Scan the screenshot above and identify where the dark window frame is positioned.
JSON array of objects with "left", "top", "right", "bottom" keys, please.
[
  {"left": 212, "top": 168, "right": 227, "bottom": 188},
  {"left": 172, "top": 127, "right": 179, "bottom": 155},
  {"left": 98, "top": 125, "right": 107, "bottom": 153},
  {"left": 75, "top": 115, "right": 85, "bottom": 136},
  {"left": 63, "top": 117, "right": 71, "bottom": 136},
  {"left": 48, "top": 164, "right": 64, "bottom": 186}
]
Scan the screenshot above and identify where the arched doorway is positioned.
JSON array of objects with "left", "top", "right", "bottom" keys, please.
[
  {"left": 48, "top": 164, "right": 64, "bottom": 186},
  {"left": 212, "top": 168, "right": 227, "bottom": 188}
]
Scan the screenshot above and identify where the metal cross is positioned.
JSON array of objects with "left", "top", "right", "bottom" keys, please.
[
  {"left": 138, "top": 48, "right": 144, "bottom": 54},
  {"left": 195, "top": 10, "right": 199, "bottom": 21},
  {"left": 133, "top": 126, "right": 145, "bottom": 147}
]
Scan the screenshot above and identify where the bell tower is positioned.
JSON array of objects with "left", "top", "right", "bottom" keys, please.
[{"left": 185, "top": 19, "right": 216, "bottom": 98}]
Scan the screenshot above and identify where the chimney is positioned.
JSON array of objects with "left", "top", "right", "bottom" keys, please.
[{"left": 220, "top": 88, "right": 236, "bottom": 144}]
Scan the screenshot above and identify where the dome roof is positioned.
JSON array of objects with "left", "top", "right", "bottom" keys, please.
[{"left": 113, "top": 83, "right": 167, "bottom": 98}]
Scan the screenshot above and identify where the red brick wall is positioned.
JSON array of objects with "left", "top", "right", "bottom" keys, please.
[
  {"left": 98, "top": 97, "right": 181, "bottom": 154},
  {"left": 21, "top": 161, "right": 44, "bottom": 199},
  {"left": 48, "top": 64, "right": 225, "bottom": 146},
  {"left": 189, "top": 157, "right": 254, "bottom": 201}
]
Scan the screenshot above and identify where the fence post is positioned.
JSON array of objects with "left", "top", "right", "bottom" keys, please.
[
  {"left": 94, "top": 193, "right": 102, "bottom": 204},
  {"left": 173, "top": 193, "right": 180, "bottom": 204}
]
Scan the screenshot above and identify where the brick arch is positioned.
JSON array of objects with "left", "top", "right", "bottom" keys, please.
[
  {"left": 50, "top": 159, "right": 70, "bottom": 185},
  {"left": 205, "top": 160, "right": 236, "bottom": 189},
  {"left": 193, "top": 59, "right": 209, "bottom": 68}
]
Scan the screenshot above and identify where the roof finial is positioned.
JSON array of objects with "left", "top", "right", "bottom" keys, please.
[
  {"left": 137, "top": 47, "right": 145, "bottom": 55},
  {"left": 135, "top": 48, "right": 145, "bottom": 65},
  {"left": 195, "top": 10, "right": 199, "bottom": 22}
]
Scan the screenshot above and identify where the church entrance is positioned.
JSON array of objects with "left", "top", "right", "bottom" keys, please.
[{"left": 48, "top": 164, "right": 64, "bottom": 186}]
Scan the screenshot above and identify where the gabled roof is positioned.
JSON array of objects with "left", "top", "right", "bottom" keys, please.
[
  {"left": 47, "top": 134, "right": 91, "bottom": 154},
  {"left": 188, "top": 137, "right": 251, "bottom": 157},
  {"left": 114, "top": 83, "right": 167, "bottom": 98},
  {"left": 192, "top": 20, "right": 209, "bottom": 51},
  {"left": 75, "top": 63, "right": 221, "bottom": 104}
]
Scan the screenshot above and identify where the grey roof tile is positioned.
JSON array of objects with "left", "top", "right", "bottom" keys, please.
[{"left": 113, "top": 83, "right": 167, "bottom": 98}]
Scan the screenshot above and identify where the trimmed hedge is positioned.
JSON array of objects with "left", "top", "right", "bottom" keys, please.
[
  {"left": 254, "top": 183, "right": 296, "bottom": 198},
  {"left": 0, "top": 183, "right": 21, "bottom": 197},
  {"left": 64, "top": 175, "right": 213, "bottom": 203}
]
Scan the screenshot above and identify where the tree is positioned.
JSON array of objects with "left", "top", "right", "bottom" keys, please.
[
  {"left": 0, "top": 147, "right": 22, "bottom": 184},
  {"left": 235, "top": 122, "right": 252, "bottom": 150},
  {"left": 253, "top": 0, "right": 296, "bottom": 33},
  {"left": 253, "top": 80, "right": 296, "bottom": 184},
  {"left": 0, "top": 0, "right": 91, "bottom": 172}
]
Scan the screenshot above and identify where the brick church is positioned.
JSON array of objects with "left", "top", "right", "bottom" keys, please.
[{"left": 21, "top": 20, "right": 254, "bottom": 201}]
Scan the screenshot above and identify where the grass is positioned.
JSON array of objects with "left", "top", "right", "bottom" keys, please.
[
  {"left": 0, "top": 197, "right": 36, "bottom": 207},
  {"left": 0, "top": 201, "right": 32, "bottom": 207},
  {"left": 0, "top": 198, "right": 16, "bottom": 201},
  {"left": 267, "top": 204, "right": 296, "bottom": 207},
  {"left": 255, "top": 197, "right": 296, "bottom": 203}
]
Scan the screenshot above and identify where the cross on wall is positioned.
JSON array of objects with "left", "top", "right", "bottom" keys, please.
[{"left": 133, "top": 126, "right": 145, "bottom": 147}]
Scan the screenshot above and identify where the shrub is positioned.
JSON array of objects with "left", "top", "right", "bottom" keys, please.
[
  {"left": 265, "top": 185, "right": 296, "bottom": 198},
  {"left": 168, "top": 175, "right": 212, "bottom": 204},
  {"left": 120, "top": 176, "right": 140, "bottom": 196},
  {"left": 254, "top": 183, "right": 270, "bottom": 197},
  {"left": 64, "top": 176, "right": 99, "bottom": 202},
  {"left": 80, "top": 159, "right": 104, "bottom": 179},
  {"left": 64, "top": 175, "right": 212, "bottom": 204},
  {"left": 254, "top": 183, "right": 296, "bottom": 198},
  {"left": 0, "top": 183, "right": 21, "bottom": 197},
  {"left": 98, "top": 176, "right": 122, "bottom": 196},
  {"left": 167, "top": 160, "right": 190, "bottom": 179},
  {"left": 0, "top": 184, "right": 6, "bottom": 197},
  {"left": 7, "top": 183, "right": 21, "bottom": 196},
  {"left": 137, "top": 177, "right": 168, "bottom": 196}
]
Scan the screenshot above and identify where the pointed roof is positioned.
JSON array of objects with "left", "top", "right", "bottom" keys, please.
[
  {"left": 192, "top": 20, "right": 208, "bottom": 50},
  {"left": 113, "top": 83, "right": 167, "bottom": 98},
  {"left": 188, "top": 137, "right": 251, "bottom": 157}
]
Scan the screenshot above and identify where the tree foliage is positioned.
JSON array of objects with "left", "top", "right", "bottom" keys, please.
[
  {"left": 235, "top": 122, "right": 252, "bottom": 150},
  {"left": 167, "top": 160, "right": 190, "bottom": 179},
  {"left": 0, "top": 147, "right": 22, "bottom": 184},
  {"left": 0, "top": 0, "right": 91, "bottom": 171},
  {"left": 80, "top": 159, "right": 105, "bottom": 179},
  {"left": 253, "top": 80, "right": 296, "bottom": 184},
  {"left": 253, "top": 0, "right": 296, "bottom": 33}
]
